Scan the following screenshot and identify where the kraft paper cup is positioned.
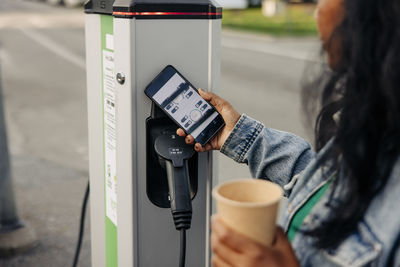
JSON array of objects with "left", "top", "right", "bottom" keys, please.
[{"left": 212, "top": 179, "right": 283, "bottom": 246}]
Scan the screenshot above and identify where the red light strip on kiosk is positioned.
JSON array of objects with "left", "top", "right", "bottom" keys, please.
[{"left": 113, "top": 11, "right": 222, "bottom": 16}]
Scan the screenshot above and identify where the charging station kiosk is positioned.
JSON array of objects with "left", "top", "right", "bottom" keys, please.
[{"left": 85, "top": 1, "right": 222, "bottom": 266}]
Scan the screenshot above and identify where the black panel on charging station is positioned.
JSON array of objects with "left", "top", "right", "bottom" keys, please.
[
  {"left": 146, "top": 105, "right": 198, "bottom": 209},
  {"left": 113, "top": 0, "right": 222, "bottom": 19},
  {"left": 85, "top": 0, "right": 114, "bottom": 14},
  {"left": 85, "top": 0, "right": 222, "bottom": 18}
]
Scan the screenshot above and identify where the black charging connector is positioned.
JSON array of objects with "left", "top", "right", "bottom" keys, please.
[
  {"left": 154, "top": 133, "right": 195, "bottom": 267},
  {"left": 164, "top": 158, "right": 192, "bottom": 231}
]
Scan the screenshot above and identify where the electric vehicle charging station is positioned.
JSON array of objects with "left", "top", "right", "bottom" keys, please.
[{"left": 85, "top": 0, "right": 222, "bottom": 266}]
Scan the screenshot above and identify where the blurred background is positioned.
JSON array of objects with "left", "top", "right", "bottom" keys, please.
[{"left": 0, "top": 0, "right": 319, "bottom": 266}]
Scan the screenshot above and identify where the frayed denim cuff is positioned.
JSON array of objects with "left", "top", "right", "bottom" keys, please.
[{"left": 220, "top": 114, "right": 264, "bottom": 163}]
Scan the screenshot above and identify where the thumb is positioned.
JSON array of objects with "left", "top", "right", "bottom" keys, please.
[
  {"left": 198, "top": 88, "right": 212, "bottom": 101},
  {"left": 272, "top": 227, "right": 299, "bottom": 266},
  {"left": 198, "top": 88, "right": 224, "bottom": 109},
  {"left": 272, "top": 227, "right": 291, "bottom": 250}
]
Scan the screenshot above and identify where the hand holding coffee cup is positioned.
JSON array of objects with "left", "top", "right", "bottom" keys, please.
[{"left": 212, "top": 179, "right": 283, "bottom": 246}]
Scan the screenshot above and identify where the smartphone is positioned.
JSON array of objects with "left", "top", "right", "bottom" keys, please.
[{"left": 145, "top": 65, "right": 225, "bottom": 146}]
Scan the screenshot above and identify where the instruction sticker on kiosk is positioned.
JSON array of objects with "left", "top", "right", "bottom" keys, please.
[
  {"left": 103, "top": 38, "right": 117, "bottom": 226},
  {"left": 145, "top": 65, "right": 225, "bottom": 146}
]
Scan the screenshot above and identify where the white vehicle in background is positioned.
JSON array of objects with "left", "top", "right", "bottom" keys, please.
[
  {"left": 63, "top": 0, "right": 85, "bottom": 7},
  {"left": 45, "top": 0, "right": 62, "bottom": 5},
  {"left": 216, "top": 0, "right": 248, "bottom": 9},
  {"left": 45, "top": 0, "right": 85, "bottom": 7}
]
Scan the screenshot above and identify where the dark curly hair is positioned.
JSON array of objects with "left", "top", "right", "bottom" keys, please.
[{"left": 302, "top": 0, "right": 400, "bottom": 249}]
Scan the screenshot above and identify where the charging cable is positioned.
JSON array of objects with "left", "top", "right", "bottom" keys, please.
[
  {"left": 180, "top": 229, "right": 186, "bottom": 267},
  {"left": 72, "top": 181, "right": 90, "bottom": 267}
]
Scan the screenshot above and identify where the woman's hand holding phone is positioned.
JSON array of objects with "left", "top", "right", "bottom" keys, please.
[{"left": 176, "top": 89, "right": 240, "bottom": 152}]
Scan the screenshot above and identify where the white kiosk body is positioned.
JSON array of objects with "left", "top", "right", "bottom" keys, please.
[{"left": 85, "top": 0, "right": 222, "bottom": 266}]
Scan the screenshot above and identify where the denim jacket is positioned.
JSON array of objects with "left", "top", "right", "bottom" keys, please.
[{"left": 220, "top": 114, "right": 400, "bottom": 267}]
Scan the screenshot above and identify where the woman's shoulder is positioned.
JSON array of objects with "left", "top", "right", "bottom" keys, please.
[
  {"left": 328, "top": 161, "right": 400, "bottom": 267},
  {"left": 361, "top": 157, "right": 400, "bottom": 266},
  {"left": 290, "top": 153, "right": 400, "bottom": 266}
]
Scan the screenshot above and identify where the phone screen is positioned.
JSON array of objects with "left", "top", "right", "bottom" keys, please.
[{"left": 145, "top": 66, "right": 225, "bottom": 145}]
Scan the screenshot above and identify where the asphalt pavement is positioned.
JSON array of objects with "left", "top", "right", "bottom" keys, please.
[{"left": 0, "top": 0, "right": 320, "bottom": 266}]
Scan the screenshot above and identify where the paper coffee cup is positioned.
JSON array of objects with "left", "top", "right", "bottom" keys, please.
[{"left": 212, "top": 179, "right": 283, "bottom": 246}]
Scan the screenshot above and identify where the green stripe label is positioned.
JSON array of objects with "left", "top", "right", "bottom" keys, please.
[{"left": 101, "top": 14, "right": 118, "bottom": 267}]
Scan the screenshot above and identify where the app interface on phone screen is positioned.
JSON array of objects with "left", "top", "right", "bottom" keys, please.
[{"left": 152, "top": 73, "right": 219, "bottom": 139}]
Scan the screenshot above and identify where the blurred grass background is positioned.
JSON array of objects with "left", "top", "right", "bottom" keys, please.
[{"left": 222, "top": 4, "right": 318, "bottom": 36}]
